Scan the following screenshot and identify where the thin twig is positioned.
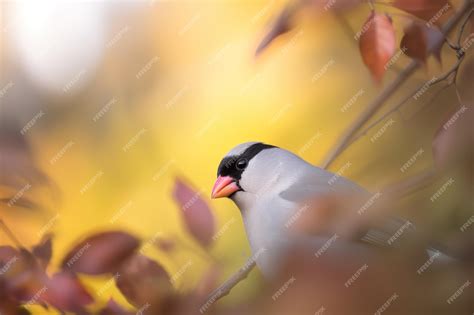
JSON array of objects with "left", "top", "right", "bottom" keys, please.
[
  {"left": 346, "top": 12, "right": 470, "bottom": 146},
  {"left": 0, "top": 219, "right": 24, "bottom": 248},
  {"left": 348, "top": 81, "right": 452, "bottom": 146},
  {"left": 445, "top": 37, "right": 460, "bottom": 51},
  {"left": 454, "top": 81, "right": 464, "bottom": 105},
  {"left": 205, "top": 259, "right": 256, "bottom": 303},
  {"left": 382, "top": 169, "right": 436, "bottom": 197},
  {"left": 172, "top": 234, "right": 218, "bottom": 264},
  {"left": 321, "top": 0, "right": 473, "bottom": 169},
  {"left": 456, "top": 8, "right": 474, "bottom": 45}
]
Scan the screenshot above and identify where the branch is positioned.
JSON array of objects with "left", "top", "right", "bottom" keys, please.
[
  {"left": 204, "top": 258, "right": 256, "bottom": 305},
  {"left": 351, "top": 8, "right": 473, "bottom": 144},
  {"left": 0, "top": 218, "right": 24, "bottom": 248},
  {"left": 347, "top": 58, "right": 462, "bottom": 146},
  {"left": 456, "top": 7, "right": 474, "bottom": 46},
  {"left": 321, "top": 0, "right": 473, "bottom": 169},
  {"left": 382, "top": 169, "right": 436, "bottom": 197}
]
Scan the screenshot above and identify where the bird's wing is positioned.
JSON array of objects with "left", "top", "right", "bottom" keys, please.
[
  {"left": 278, "top": 166, "right": 367, "bottom": 209},
  {"left": 278, "top": 169, "right": 415, "bottom": 248},
  {"left": 279, "top": 166, "right": 369, "bottom": 201},
  {"left": 361, "top": 217, "right": 415, "bottom": 248}
]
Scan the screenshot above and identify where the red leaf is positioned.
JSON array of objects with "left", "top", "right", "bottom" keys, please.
[
  {"left": 31, "top": 235, "right": 53, "bottom": 269},
  {"left": 43, "top": 272, "right": 93, "bottom": 312},
  {"left": 394, "top": 0, "right": 453, "bottom": 26},
  {"left": 61, "top": 231, "right": 140, "bottom": 275},
  {"left": 172, "top": 177, "right": 215, "bottom": 247},
  {"left": 359, "top": 12, "right": 396, "bottom": 82},
  {"left": 401, "top": 23, "right": 427, "bottom": 62},
  {"left": 116, "top": 254, "right": 171, "bottom": 308},
  {"left": 401, "top": 22, "right": 444, "bottom": 62}
]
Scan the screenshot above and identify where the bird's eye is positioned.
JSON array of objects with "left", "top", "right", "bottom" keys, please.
[{"left": 235, "top": 159, "right": 248, "bottom": 170}]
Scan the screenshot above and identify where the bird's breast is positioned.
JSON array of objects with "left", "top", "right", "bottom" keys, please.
[{"left": 242, "top": 194, "right": 297, "bottom": 278}]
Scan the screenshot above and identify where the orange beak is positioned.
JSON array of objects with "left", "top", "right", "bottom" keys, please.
[{"left": 211, "top": 176, "right": 239, "bottom": 199}]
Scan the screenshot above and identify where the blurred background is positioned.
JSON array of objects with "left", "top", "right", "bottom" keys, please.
[{"left": 0, "top": 0, "right": 472, "bottom": 314}]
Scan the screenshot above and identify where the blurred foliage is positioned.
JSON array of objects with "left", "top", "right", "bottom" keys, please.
[{"left": 0, "top": 0, "right": 473, "bottom": 314}]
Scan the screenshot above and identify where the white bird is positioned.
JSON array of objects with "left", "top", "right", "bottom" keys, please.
[{"left": 211, "top": 142, "right": 443, "bottom": 278}]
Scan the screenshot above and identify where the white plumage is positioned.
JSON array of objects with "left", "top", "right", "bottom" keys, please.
[{"left": 212, "top": 142, "right": 443, "bottom": 278}]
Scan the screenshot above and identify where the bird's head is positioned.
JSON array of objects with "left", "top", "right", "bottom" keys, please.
[{"left": 211, "top": 142, "right": 280, "bottom": 200}]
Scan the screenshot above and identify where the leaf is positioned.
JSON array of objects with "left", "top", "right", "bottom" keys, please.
[
  {"left": 401, "top": 22, "right": 427, "bottom": 62},
  {"left": 115, "top": 254, "right": 171, "bottom": 308},
  {"left": 43, "top": 272, "right": 93, "bottom": 312},
  {"left": 172, "top": 177, "right": 215, "bottom": 247},
  {"left": 255, "top": 0, "right": 365, "bottom": 56},
  {"left": 99, "top": 299, "right": 134, "bottom": 315},
  {"left": 400, "top": 22, "right": 444, "bottom": 62},
  {"left": 425, "top": 24, "right": 445, "bottom": 62},
  {"left": 3, "top": 249, "right": 47, "bottom": 304},
  {"left": 393, "top": 0, "right": 453, "bottom": 26},
  {"left": 31, "top": 234, "right": 53, "bottom": 269},
  {"left": 255, "top": 5, "right": 294, "bottom": 56},
  {"left": 359, "top": 12, "right": 396, "bottom": 82},
  {"left": 61, "top": 231, "right": 140, "bottom": 275}
]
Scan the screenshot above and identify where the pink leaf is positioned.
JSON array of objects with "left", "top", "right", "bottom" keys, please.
[
  {"left": 255, "top": 5, "right": 294, "bottom": 56},
  {"left": 116, "top": 254, "right": 171, "bottom": 308},
  {"left": 401, "top": 22, "right": 444, "bottom": 63},
  {"left": 43, "top": 272, "right": 93, "bottom": 312},
  {"left": 173, "top": 177, "right": 215, "bottom": 247},
  {"left": 31, "top": 234, "right": 53, "bottom": 269},
  {"left": 61, "top": 231, "right": 140, "bottom": 275},
  {"left": 359, "top": 12, "right": 396, "bottom": 83}
]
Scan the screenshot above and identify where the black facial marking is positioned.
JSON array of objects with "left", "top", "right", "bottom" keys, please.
[{"left": 217, "top": 143, "right": 276, "bottom": 186}]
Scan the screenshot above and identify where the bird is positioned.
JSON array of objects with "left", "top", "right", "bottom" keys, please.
[{"left": 211, "top": 142, "right": 445, "bottom": 278}]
